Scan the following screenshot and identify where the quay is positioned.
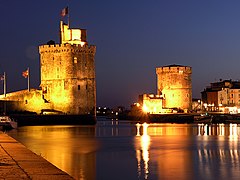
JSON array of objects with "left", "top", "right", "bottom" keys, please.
[{"left": 0, "top": 132, "right": 74, "bottom": 179}]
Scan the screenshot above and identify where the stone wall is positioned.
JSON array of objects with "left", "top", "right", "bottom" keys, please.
[{"left": 0, "top": 89, "right": 48, "bottom": 114}]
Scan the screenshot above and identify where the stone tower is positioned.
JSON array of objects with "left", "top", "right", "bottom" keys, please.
[
  {"left": 156, "top": 65, "right": 192, "bottom": 111},
  {"left": 38, "top": 21, "right": 96, "bottom": 115}
]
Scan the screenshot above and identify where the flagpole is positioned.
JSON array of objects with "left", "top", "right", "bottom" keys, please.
[
  {"left": 3, "top": 72, "right": 6, "bottom": 97},
  {"left": 28, "top": 67, "right": 30, "bottom": 92},
  {"left": 67, "top": 6, "right": 70, "bottom": 27}
]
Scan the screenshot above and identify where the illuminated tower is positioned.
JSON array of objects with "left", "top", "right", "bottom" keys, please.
[
  {"left": 156, "top": 65, "right": 192, "bottom": 111},
  {"left": 39, "top": 21, "right": 96, "bottom": 115}
]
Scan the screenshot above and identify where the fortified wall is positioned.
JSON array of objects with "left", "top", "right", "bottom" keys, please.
[
  {"left": 156, "top": 65, "right": 192, "bottom": 111},
  {"left": 0, "top": 90, "right": 48, "bottom": 114}
]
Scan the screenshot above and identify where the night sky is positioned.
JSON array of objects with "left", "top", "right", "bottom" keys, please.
[{"left": 1, "top": 1, "right": 240, "bottom": 108}]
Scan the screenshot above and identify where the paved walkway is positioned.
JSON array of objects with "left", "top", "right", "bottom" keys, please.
[{"left": 0, "top": 132, "right": 74, "bottom": 179}]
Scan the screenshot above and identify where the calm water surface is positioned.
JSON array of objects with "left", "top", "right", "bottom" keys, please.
[{"left": 7, "top": 119, "right": 240, "bottom": 180}]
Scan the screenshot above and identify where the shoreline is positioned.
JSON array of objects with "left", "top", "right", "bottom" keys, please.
[
  {"left": 106, "top": 112, "right": 240, "bottom": 124},
  {"left": 0, "top": 132, "right": 74, "bottom": 179}
]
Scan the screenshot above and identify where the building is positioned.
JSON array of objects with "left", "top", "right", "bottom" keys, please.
[
  {"left": 138, "top": 94, "right": 163, "bottom": 114},
  {"left": 136, "top": 64, "right": 192, "bottom": 114},
  {"left": 0, "top": 20, "right": 96, "bottom": 116},
  {"left": 156, "top": 64, "right": 192, "bottom": 111},
  {"left": 39, "top": 21, "right": 96, "bottom": 115},
  {"left": 201, "top": 80, "right": 240, "bottom": 113}
]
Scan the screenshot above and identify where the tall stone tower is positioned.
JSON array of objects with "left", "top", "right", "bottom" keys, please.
[
  {"left": 38, "top": 21, "right": 96, "bottom": 115},
  {"left": 156, "top": 65, "right": 192, "bottom": 111}
]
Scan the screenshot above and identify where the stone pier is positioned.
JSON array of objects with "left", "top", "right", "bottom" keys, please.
[{"left": 0, "top": 132, "right": 73, "bottom": 179}]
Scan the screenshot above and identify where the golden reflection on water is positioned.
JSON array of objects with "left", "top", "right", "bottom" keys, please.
[
  {"left": 197, "top": 123, "right": 240, "bottom": 138},
  {"left": 135, "top": 123, "right": 240, "bottom": 180},
  {"left": 10, "top": 126, "right": 98, "bottom": 180},
  {"left": 8, "top": 122, "right": 240, "bottom": 179},
  {"left": 136, "top": 123, "right": 150, "bottom": 179}
]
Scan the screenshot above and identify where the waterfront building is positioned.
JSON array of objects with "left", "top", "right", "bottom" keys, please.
[
  {"left": 136, "top": 64, "right": 192, "bottom": 114},
  {"left": 0, "top": 19, "right": 96, "bottom": 116},
  {"left": 138, "top": 94, "right": 163, "bottom": 114},
  {"left": 39, "top": 21, "right": 96, "bottom": 115},
  {"left": 156, "top": 64, "right": 192, "bottom": 111},
  {"left": 201, "top": 79, "right": 240, "bottom": 113}
]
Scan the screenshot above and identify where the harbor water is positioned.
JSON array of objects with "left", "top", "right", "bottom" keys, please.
[{"left": 7, "top": 118, "right": 240, "bottom": 180}]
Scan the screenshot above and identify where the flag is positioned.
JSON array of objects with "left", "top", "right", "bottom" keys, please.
[
  {"left": 22, "top": 69, "right": 28, "bottom": 78},
  {"left": 61, "top": 7, "right": 68, "bottom": 17},
  {"left": 0, "top": 74, "right": 4, "bottom": 81}
]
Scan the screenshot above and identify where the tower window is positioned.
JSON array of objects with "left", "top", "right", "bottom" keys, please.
[
  {"left": 78, "top": 85, "right": 80, "bottom": 90},
  {"left": 74, "top": 57, "right": 77, "bottom": 64},
  {"left": 43, "top": 87, "right": 47, "bottom": 93}
]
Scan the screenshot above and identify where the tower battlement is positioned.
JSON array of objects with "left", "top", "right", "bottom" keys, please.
[
  {"left": 39, "top": 44, "right": 96, "bottom": 54},
  {"left": 156, "top": 65, "right": 192, "bottom": 74}
]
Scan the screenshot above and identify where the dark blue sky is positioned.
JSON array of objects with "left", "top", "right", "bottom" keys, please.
[{"left": 1, "top": 1, "right": 240, "bottom": 108}]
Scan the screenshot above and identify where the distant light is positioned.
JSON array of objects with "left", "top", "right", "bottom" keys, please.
[
  {"left": 142, "top": 104, "right": 148, "bottom": 113},
  {"left": 134, "top": 103, "right": 140, "bottom": 107}
]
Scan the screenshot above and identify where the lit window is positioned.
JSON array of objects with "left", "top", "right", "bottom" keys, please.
[
  {"left": 74, "top": 57, "right": 77, "bottom": 63},
  {"left": 43, "top": 87, "right": 47, "bottom": 93}
]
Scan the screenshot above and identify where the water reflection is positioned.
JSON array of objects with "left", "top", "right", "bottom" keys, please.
[
  {"left": 197, "top": 123, "right": 240, "bottom": 138},
  {"left": 7, "top": 122, "right": 240, "bottom": 180},
  {"left": 135, "top": 123, "right": 150, "bottom": 179},
  {"left": 8, "top": 126, "right": 98, "bottom": 180},
  {"left": 134, "top": 123, "right": 240, "bottom": 180}
]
